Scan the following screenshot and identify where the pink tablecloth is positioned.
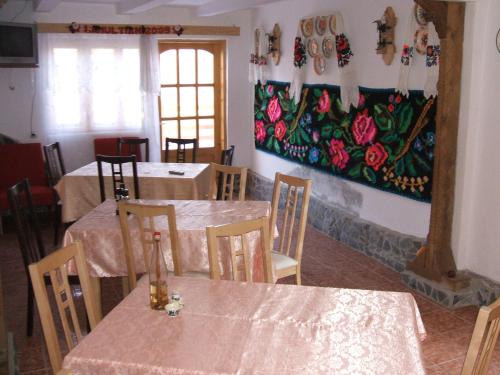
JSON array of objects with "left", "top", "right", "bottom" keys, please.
[
  {"left": 56, "top": 162, "right": 210, "bottom": 222},
  {"left": 63, "top": 276, "right": 427, "bottom": 375},
  {"left": 63, "top": 199, "right": 272, "bottom": 282}
]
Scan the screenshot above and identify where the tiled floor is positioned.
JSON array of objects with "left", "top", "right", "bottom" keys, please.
[{"left": 1, "top": 216, "right": 499, "bottom": 374}]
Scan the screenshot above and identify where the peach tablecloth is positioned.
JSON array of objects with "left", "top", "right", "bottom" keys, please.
[
  {"left": 56, "top": 162, "right": 210, "bottom": 223},
  {"left": 63, "top": 199, "right": 272, "bottom": 282},
  {"left": 63, "top": 276, "right": 427, "bottom": 375}
]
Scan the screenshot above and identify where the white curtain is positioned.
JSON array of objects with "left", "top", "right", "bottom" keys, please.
[{"left": 140, "top": 35, "right": 161, "bottom": 162}]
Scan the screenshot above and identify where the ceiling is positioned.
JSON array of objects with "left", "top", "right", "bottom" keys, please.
[{"left": 29, "top": 0, "right": 286, "bottom": 16}]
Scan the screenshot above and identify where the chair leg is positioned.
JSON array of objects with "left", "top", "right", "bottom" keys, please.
[
  {"left": 27, "top": 280, "right": 34, "bottom": 336},
  {"left": 54, "top": 203, "right": 62, "bottom": 246},
  {"left": 296, "top": 269, "right": 301, "bottom": 286}
]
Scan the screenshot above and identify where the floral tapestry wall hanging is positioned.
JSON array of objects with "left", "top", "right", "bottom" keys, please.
[{"left": 255, "top": 81, "right": 436, "bottom": 202}]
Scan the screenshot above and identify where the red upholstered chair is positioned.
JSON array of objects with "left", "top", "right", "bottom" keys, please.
[
  {"left": 0, "top": 143, "right": 60, "bottom": 242},
  {"left": 93, "top": 137, "right": 142, "bottom": 161}
]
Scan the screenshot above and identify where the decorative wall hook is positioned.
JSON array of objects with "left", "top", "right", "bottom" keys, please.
[
  {"left": 374, "top": 7, "right": 397, "bottom": 65},
  {"left": 266, "top": 23, "right": 281, "bottom": 65}
]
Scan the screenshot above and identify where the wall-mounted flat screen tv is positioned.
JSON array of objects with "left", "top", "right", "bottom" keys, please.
[{"left": 0, "top": 22, "right": 38, "bottom": 67}]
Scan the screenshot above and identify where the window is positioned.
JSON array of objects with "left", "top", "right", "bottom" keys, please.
[
  {"left": 45, "top": 34, "right": 142, "bottom": 133},
  {"left": 158, "top": 41, "right": 225, "bottom": 162}
]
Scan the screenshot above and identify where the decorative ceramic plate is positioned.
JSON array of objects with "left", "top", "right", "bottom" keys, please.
[
  {"left": 414, "top": 27, "right": 429, "bottom": 55},
  {"left": 329, "top": 14, "right": 336, "bottom": 34},
  {"left": 414, "top": 4, "right": 428, "bottom": 26},
  {"left": 314, "top": 55, "right": 326, "bottom": 75},
  {"left": 301, "top": 18, "right": 314, "bottom": 38},
  {"left": 315, "top": 16, "right": 328, "bottom": 36},
  {"left": 322, "top": 37, "right": 334, "bottom": 58},
  {"left": 307, "top": 38, "right": 319, "bottom": 57}
]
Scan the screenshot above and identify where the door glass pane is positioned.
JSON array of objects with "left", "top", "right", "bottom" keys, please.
[
  {"left": 199, "top": 118, "right": 214, "bottom": 148},
  {"left": 160, "top": 87, "right": 178, "bottom": 118},
  {"left": 197, "top": 50, "right": 214, "bottom": 84},
  {"left": 161, "top": 120, "right": 178, "bottom": 144},
  {"left": 198, "top": 86, "right": 214, "bottom": 116},
  {"left": 180, "top": 119, "right": 197, "bottom": 140},
  {"left": 160, "top": 50, "right": 177, "bottom": 84},
  {"left": 179, "top": 49, "right": 195, "bottom": 84},
  {"left": 179, "top": 87, "right": 196, "bottom": 117}
]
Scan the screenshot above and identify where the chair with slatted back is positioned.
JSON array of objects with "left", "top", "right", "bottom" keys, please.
[
  {"left": 96, "top": 155, "right": 139, "bottom": 203},
  {"left": 8, "top": 178, "right": 81, "bottom": 337},
  {"left": 461, "top": 297, "right": 500, "bottom": 375},
  {"left": 208, "top": 163, "right": 247, "bottom": 201},
  {"left": 117, "top": 138, "right": 149, "bottom": 162},
  {"left": 220, "top": 145, "right": 235, "bottom": 166},
  {"left": 165, "top": 138, "right": 198, "bottom": 163},
  {"left": 269, "top": 172, "right": 312, "bottom": 285},
  {"left": 206, "top": 216, "right": 272, "bottom": 283},
  {"left": 28, "top": 241, "right": 100, "bottom": 374},
  {"left": 118, "top": 201, "right": 182, "bottom": 293},
  {"left": 43, "top": 142, "right": 65, "bottom": 245}
]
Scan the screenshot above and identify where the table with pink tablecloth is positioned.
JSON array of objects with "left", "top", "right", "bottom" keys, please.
[
  {"left": 63, "top": 276, "right": 427, "bottom": 375},
  {"left": 56, "top": 162, "right": 210, "bottom": 223},
  {"left": 63, "top": 199, "right": 272, "bottom": 282}
]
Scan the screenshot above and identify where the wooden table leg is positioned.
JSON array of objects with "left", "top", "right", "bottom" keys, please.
[{"left": 89, "top": 276, "right": 102, "bottom": 321}]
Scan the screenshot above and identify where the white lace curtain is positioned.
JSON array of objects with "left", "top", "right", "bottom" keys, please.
[{"left": 36, "top": 33, "right": 161, "bottom": 161}]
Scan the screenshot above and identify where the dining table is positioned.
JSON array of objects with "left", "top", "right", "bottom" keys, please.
[
  {"left": 56, "top": 162, "right": 210, "bottom": 223},
  {"left": 62, "top": 275, "right": 427, "bottom": 374},
  {"left": 63, "top": 199, "right": 274, "bottom": 318}
]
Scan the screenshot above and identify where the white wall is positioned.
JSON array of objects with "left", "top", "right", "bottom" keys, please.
[
  {"left": 251, "top": 0, "right": 430, "bottom": 237},
  {"left": 453, "top": 0, "right": 500, "bottom": 282},
  {"left": 0, "top": 2, "right": 252, "bottom": 172}
]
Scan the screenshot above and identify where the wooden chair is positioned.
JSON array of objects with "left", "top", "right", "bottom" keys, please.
[
  {"left": 165, "top": 138, "right": 198, "bottom": 163},
  {"left": 96, "top": 155, "right": 139, "bottom": 203},
  {"left": 206, "top": 216, "right": 272, "bottom": 283},
  {"left": 28, "top": 241, "right": 100, "bottom": 374},
  {"left": 118, "top": 201, "right": 182, "bottom": 292},
  {"left": 208, "top": 162, "right": 247, "bottom": 201},
  {"left": 43, "top": 142, "right": 66, "bottom": 187},
  {"left": 43, "top": 142, "right": 65, "bottom": 245},
  {"left": 461, "top": 297, "right": 500, "bottom": 375},
  {"left": 220, "top": 145, "right": 235, "bottom": 166},
  {"left": 8, "top": 178, "right": 46, "bottom": 336},
  {"left": 117, "top": 137, "right": 149, "bottom": 162},
  {"left": 269, "top": 172, "right": 312, "bottom": 285}
]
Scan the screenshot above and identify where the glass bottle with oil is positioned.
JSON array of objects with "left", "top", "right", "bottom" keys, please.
[{"left": 149, "top": 231, "right": 169, "bottom": 310}]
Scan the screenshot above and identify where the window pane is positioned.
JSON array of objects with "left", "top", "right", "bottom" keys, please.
[
  {"left": 160, "top": 50, "right": 177, "bottom": 84},
  {"left": 162, "top": 120, "right": 178, "bottom": 148},
  {"left": 92, "top": 49, "right": 118, "bottom": 126},
  {"left": 53, "top": 48, "right": 80, "bottom": 126},
  {"left": 199, "top": 118, "right": 214, "bottom": 148},
  {"left": 180, "top": 119, "right": 197, "bottom": 140},
  {"left": 121, "top": 49, "right": 141, "bottom": 127},
  {"left": 197, "top": 50, "right": 214, "bottom": 84},
  {"left": 161, "top": 88, "right": 178, "bottom": 118},
  {"left": 198, "top": 86, "right": 214, "bottom": 116},
  {"left": 179, "top": 87, "right": 196, "bottom": 117},
  {"left": 179, "top": 49, "right": 195, "bottom": 84}
]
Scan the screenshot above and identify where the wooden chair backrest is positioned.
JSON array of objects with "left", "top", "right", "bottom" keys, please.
[
  {"left": 118, "top": 201, "right": 182, "bottom": 291},
  {"left": 206, "top": 216, "right": 272, "bottom": 283},
  {"left": 165, "top": 138, "right": 198, "bottom": 163},
  {"left": 96, "top": 154, "right": 139, "bottom": 203},
  {"left": 220, "top": 145, "right": 235, "bottom": 166},
  {"left": 43, "top": 142, "right": 66, "bottom": 187},
  {"left": 461, "top": 297, "right": 500, "bottom": 375},
  {"left": 117, "top": 138, "right": 149, "bottom": 162},
  {"left": 28, "top": 241, "right": 100, "bottom": 374},
  {"left": 269, "top": 172, "right": 312, "bottom": 263},
  {"left": 208, "top": 162, "right": 247, "bottom": 201},
  {"left": 8, "top": 178, "right": 46, "bottom": 267}
]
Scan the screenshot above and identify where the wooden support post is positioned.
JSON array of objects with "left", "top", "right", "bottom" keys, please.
[{"left": 407, "top": 1, "right": 469, "bottom": 289}]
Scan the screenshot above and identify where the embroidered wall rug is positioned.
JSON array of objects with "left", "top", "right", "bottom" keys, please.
[{"left": 254, "top": 81, "right": 436, "bottom": 202}]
